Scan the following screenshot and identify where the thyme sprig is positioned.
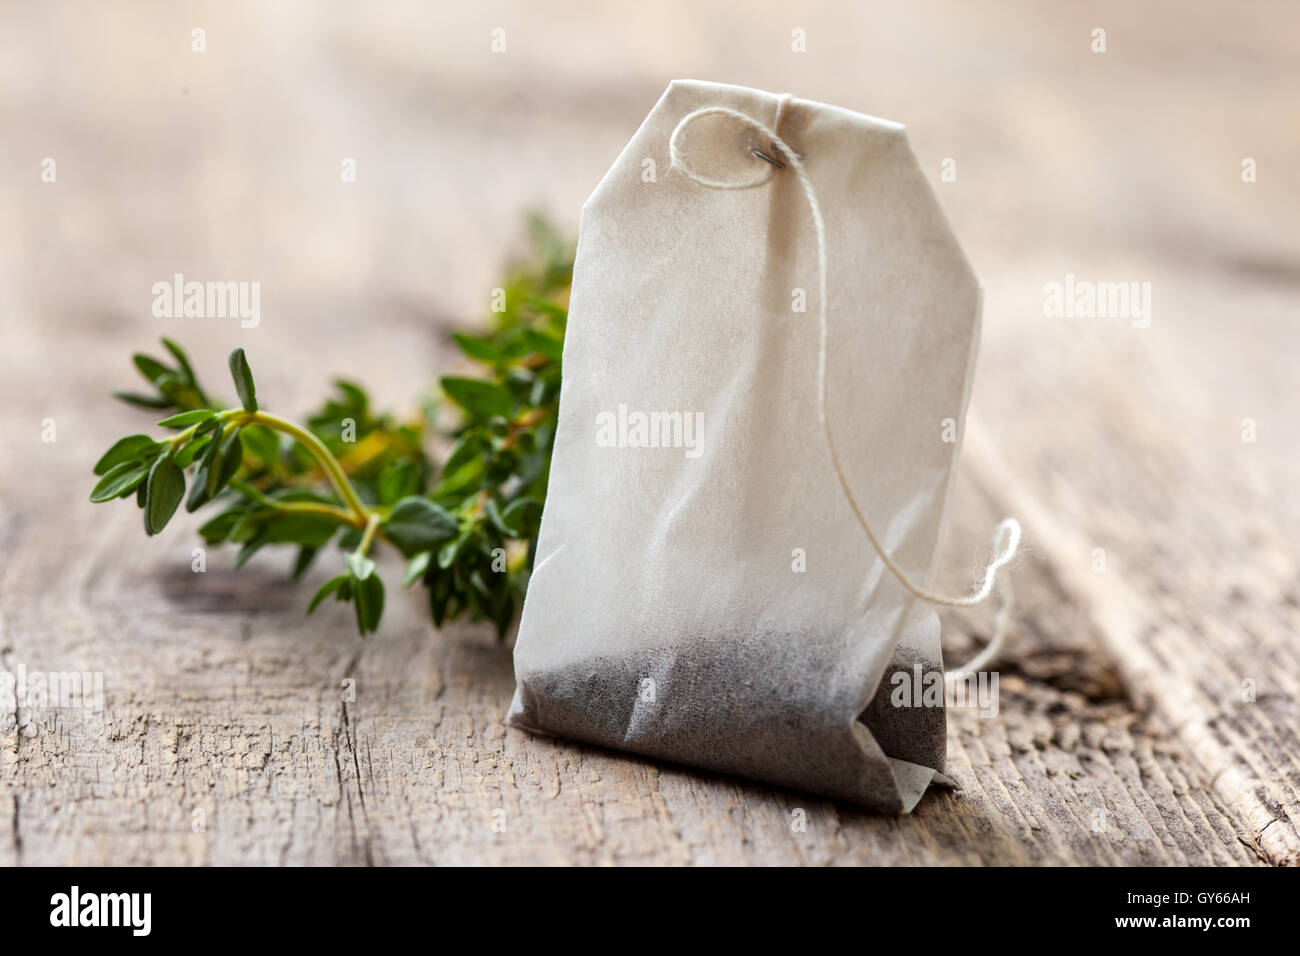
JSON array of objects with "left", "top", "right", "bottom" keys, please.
[{"left": 91, "top": 219, "right": 572, "bottom": 638}]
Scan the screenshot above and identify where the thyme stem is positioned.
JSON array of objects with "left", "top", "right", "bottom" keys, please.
[
  {"left": 357, "top": 511, "right": 381, "bottom": 556},
  {"left": 242, "top": 410, "right": 371, "bottom": 523},
  {"left": 228, "top": 477, "right": 363, "bottom": 529}
]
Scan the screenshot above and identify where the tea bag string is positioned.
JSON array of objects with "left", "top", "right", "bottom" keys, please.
[{"left": 668, "top": 104, "right": 1022, "bottom": 676}]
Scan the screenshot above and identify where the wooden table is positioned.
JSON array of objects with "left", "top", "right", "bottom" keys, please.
[{"left": 1, "top": 1, "right": 1296, "bottom": 865}]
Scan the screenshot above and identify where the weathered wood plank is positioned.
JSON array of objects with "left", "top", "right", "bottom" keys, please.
[
  {"left": 959, "top": 262, "right": 1300, "bottom": 865},
  {"left": 0, "top": 470, "right": 1261, "bottom": 866},
  {"left": 1, "top": 0, "right": 1295, "bottom": 866}
]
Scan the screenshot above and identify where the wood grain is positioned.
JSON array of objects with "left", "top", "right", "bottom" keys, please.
[
  {"left": 0, "top": 0, "right": 1295, "bottom": 865},
  {"left": 0, "top": 469, "right": 1262, "bottom": 866}
]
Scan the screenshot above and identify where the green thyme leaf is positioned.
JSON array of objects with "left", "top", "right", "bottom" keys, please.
[
  {"left": 307, "top": 574, "right": 350, "bottom": 615},
  {"left": 113, "top": 390, "right": 172, "bottom": 410},
  {"left": 161, "top": 338, "right": 197, "bottom": 381},
  {"left": 353, "top": 572, "right": 384, "bottom": 635},
  {"left": 233, "top": 536, "right": 268, "bottom": 569},
  {"left": 403, "top": 551, "right": 431, "bottom": 587},
  {"left": 346, "top": 551, "right": 376, "bottom": 581},
  {"left": 157, "top": 409, "right": 216, "bottom": 428},
  {"left": 188, "top": 424, "right": 225, "bottom": 512},
  {"left": 174, "top": 431, "right": 214, "bottom": 468},
  {"left": 93, "top": 434, "right": 159, "bottom": 476},
  {"left": 228, "top": 348, "right": 258, "bottom": 412},
  {"left": 259, "top": 512, "right": 340, "bottom": 548},
  {"left": 144, "top": 456, "right": 185, "bottom": 535},
  {"left": 440, "top": 377, "right": 513, "bottom": 420},
  {"left": 452, "top": 332, "right": 505, "bottom": 363},
  {"left": 382, "top": 496, "right": 459, "bottom": 557},
  {"left": 198, "top": 506, "right": 247, "bottom": 543},
  {"left": 522, "top": 328, "right": 564, "bottom": 362},
  {"left": 442, "top": 432, "right": 487, "bottom": 479},
  {"left": 133, "top": 353, "right": 170, "bottom": 387},
  {"left": 377, "top": 459, "right": 419, "bottom": 506},
  {"left": 292, "top": 546, "right": 318, "bottom": 580},
  {"left": 90, "top": 460, "right": 150, "bottom": 502},
  {"left": 500, "top": 497, "right": 543, "bottom": 538},
  {"left": 240, "top": 424, "right": 280, "bottom": 465},
  {"left": 206, "top": 427, "right": 243, "bottom": 498}
]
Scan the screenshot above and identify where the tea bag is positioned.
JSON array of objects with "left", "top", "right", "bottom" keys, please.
[{"left": 508, "top": 80, "right": 1017, "bottom": 812}]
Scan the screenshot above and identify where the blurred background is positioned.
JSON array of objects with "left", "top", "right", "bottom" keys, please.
[
  {"left": 2, "top": 0, "right": 1296, "bottom": 439},
  {"left": 1, "top": 0, "right": 1297, "bottom": 865}
]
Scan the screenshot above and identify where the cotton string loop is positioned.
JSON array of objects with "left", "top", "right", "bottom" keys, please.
[{"left": 668, "top": 103, "right": 1022, "bottom": 676}]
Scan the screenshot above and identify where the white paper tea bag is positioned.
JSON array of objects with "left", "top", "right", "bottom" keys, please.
[{"left": 508, "top": 80, "right": 1017, "bottom": 812}]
